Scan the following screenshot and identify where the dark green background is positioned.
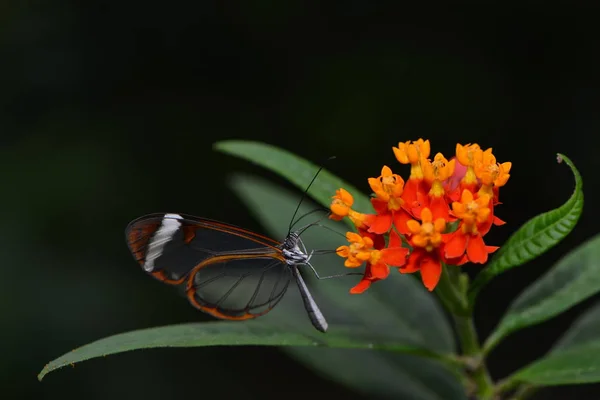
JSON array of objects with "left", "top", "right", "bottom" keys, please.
[{"left": 3, "top": 3, "right": 599, "bottom": 399}]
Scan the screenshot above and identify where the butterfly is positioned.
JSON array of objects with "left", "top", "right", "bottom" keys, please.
[{"left": 125, "top": 166, "right": 353, "bottom": 333}]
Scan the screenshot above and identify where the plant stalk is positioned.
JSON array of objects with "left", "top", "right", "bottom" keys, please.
[
  {"left": 435, "top": 264, "right": 468, "bottom": 315},
  {"left": 454, "top": 315, "right": 495, "bottom": 399},
  {"left": 436, "top": 265, "right": 495, "bottom": 399}
]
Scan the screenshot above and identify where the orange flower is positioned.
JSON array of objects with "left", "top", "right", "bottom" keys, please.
[
  {"left": 455, "top": 143, "right": 483, "bottom": 168},
  {"left": 393, "top": 139, "right": 431, "bottom": 211},
  {"left": 330, "top": 188, "right": 386, "bottom": 249},
  {"left": 444, "top": 190, "right": 499, "bottom": 264},
  {"left": 474, "top": 148, "right": 512, "bottom": 206},
  {"left": 420, "top": 152, "right": 456, "bottom": 221},
  {"left": 368, "top": 165, "right": 404, "bottom": 202},
  {"left": 336, "top": 230, "right": 408, "bottom": 294},
  {"left": 330, "top": 188, "right": 354, "bottom": 220},
  {"left": 475, "top": 148, "right": 511, "bottom": 188},
  {"left": 424, "top": 153, "right": 456, "bottom": 184},
  {"left": 452, "top": 190, "right": 491, "bottom": 229},
  {"left": 328, "top": 138, "right": 511, "bottom": 293},
  {"left": 365, "top": 166, "right": 413, "bottom": 235},
  {"left": 450, "top": 145, "right": 509, "bottom": 227},
  {"left": 330, "top": 188, "right": 371, "bottom": 228},
  {"left": 402, "top": 208, "right": 447, "bottom": 291},
  {"left": 393, "top": 138, "right": 431, "bottom": 172},
  {"left": 467, "top": 147, "right": 511, "bottom": 227},
  {"left": 337, "top": 232, "right": 373, "bottom": 267}
]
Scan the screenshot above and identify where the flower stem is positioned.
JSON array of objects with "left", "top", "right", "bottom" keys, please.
[
  {"left": 435, "top": 265, "right": 495, "bottom": 398},
  {"left": 435, "top": 264, "right": 468, "bottom": 315},
  {"left": 454, "top": 315, "right": 495, "bottom": 399}
]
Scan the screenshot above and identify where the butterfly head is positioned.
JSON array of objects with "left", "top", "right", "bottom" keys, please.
[{"left": 281, "top": 231, "right": 310, "bottom": 265}]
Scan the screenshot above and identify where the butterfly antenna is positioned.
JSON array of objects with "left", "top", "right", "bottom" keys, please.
[
  {"left": 287, "top": 156, "right": 336, "bottom": 235},
  {"left": 295, "top": 212, "right": 333, "bottom": 237},
  {"left": 290, "top": 207, "right": 330, "bottom": 231}
]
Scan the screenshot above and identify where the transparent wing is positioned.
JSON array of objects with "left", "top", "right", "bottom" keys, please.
[
  {"left": 125, "top": 213, "right": 283, "bottom": 285},
  {"left": 185, "top": 256, "right": 292, "bottom": 320}
]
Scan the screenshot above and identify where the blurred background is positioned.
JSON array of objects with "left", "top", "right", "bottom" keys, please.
[{"left": 2, "top": 3, "right": 599, "bottom": 399}]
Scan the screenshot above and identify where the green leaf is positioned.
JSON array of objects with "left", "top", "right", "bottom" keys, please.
[
  {"left": 507, "top": 344, "right": 600, "bottom": 386},
  {"left": 229, "top": 174, "right": 465, "bottom": 400},
  {"left": 503, "top": 300, "right": 600, "bottom": 387},
  {"left": 552, "top": 300, "right": 600, "bottom": 352},
  {"left": 292, "top": 350, "right": 467, "bottom": 400},
  {"left": 468, "top": 153, "right": 583, "bottom": 305},
  {"left": 213, "top": 139, "right": 373, "bottom": 214},
  {"left": 483, "top": 232, "right": 600, "bottom": 355},
  {"left": 38, "top": 321, "right": 441, "bottom": 382}
]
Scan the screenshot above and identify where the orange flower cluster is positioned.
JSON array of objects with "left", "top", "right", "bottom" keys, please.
[{"left": 331, "top": 139, "right": 511, "bottom": 293}]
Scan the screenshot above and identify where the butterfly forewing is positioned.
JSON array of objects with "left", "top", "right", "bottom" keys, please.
[
  {"left": 125, "top": 212, "right": 326, "bottom": 329},
  {"left": 186, "top": 256, "right": 292, "bottom": 319},
  {"left": 126, "top": 213, "right": 283, "bottom": 285}
]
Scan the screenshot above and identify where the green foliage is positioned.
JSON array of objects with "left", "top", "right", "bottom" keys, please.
[
  {"left": 500, "top": 300, "right": 600, "bottom": 389},
  {"left": 38, "top": 320, "right": 444, "bottom": 382},
  {"left": 468, "top": 154, "right": 583, "bottom": 306},
  {"left": 508, "top": 345, "right": 600, "bottom": 386},
  {"left": 484, "top": 233, "right": 600, "bottom": 354},
  {"left": 552, "top": 300, "right": 600, "bottom": 352},
  {"left": 214, "top": 139, "right": 372, "bottom": 213}
]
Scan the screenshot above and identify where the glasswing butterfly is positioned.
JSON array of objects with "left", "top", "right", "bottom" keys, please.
[{"left": 125, "top": 166, "right": 353, "bottom": 333}]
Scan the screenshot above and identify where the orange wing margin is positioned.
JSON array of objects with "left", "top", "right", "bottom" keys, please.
[
  {"left": 184, "top": 253, "right": 290, "bottom": 321},
  {"left": 125, "top": 213, "right": 286, "bottom": 285}
]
